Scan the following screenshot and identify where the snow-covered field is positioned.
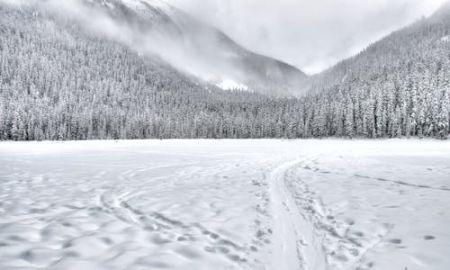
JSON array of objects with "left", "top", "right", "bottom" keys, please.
[{"left": 0, "top": 140, "right": 449, "bottom": 270}]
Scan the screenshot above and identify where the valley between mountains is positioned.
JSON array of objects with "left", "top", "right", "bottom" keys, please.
[{"left": 1, "top": 1, "right": 450, "bottom": 269}]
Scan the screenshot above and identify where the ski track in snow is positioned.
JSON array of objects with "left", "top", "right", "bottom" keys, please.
[
  {"left": 268, "top": 157, "right": 328, "bottom": 270},
  {"left": 0, "top": 140, "right": 450, "bottom": 270}
]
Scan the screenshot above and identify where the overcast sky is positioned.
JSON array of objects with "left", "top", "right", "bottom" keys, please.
[{"left": 167, "top": 0, "right": 447, "bottom": 74}]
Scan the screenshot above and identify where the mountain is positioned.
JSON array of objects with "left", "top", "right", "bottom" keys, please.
[
  {"left": 0, "top": 0, "right": 448, "bottom": 140},
  {"left": 300, "top": 2, "right": 450, "bottom": 95},
  {"left": 295, "top": 2, "right": 450, "bottom": 138},
  {"left": 87, "top": 0, "right": 307, "bottom": 96},
  {"left": 0, "top": 0, "right": 307, "bottom": 140}
]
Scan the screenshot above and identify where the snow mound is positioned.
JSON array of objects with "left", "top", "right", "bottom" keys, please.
[{"left": 441, "top": 35, "right": 450, "bottom": 42}]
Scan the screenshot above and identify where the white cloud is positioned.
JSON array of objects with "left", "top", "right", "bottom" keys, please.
[
  {"left": 166, "top": 0, "right": 447, "bottom": 74},
  {"left": 16, "top": 0, "right": 233, "bottom": 83}
]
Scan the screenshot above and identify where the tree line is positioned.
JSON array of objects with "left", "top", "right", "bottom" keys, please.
[{"left": 0, "top": 4, "right": 449, "bottom": 140}]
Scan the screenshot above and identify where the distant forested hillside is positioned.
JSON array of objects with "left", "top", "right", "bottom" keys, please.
[
  {"left": 0, "top": 5, "right": 305, "bottom": 140},
  {"left": 0, "top": 2, "right": 449, "bottom": 140},
  {"left": 298, "top": 4, "right": 450, "bottom": 139}
]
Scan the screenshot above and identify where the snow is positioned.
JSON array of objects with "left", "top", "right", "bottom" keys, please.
[
  {"left": 142, "top": 0, "right": 172, "bottom": 11},
  {"left": 0, "top": 140, "right": 449, "bottom": 270},
  {"left": 121, "top": 0, "right": 171, "bottom": 12},
  {"left": 440, "top": 35, "right": 450, "bottom": 42},
  {"left": 119, "top": 0, "right": 144, "bottom": 11},
  {"left": 117, "top": 0, "right": 174, "bottom": 18},
  {"left": 215, "top": 79, "right": 249, "bottom": 91}
]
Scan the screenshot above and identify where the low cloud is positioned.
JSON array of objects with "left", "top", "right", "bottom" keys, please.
[
  {"left": 2, "top": 0, "right": 244, "bottom": 83},
  {"left": 168, "top": 0, "right": 446, "bottom": 74},
  {"left": 4, "top": 0, "right": 445, "bottom": 77}
]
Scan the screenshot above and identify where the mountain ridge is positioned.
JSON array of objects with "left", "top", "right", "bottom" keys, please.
[
  {"left": 89, "top": 0, "right": 307, "bottom": 96},
  {"left": 0, "top": 0, "right": 448, "bottom": 140},
  {"left": 299, "top": 1, "right": 450, "bottom": 95}
]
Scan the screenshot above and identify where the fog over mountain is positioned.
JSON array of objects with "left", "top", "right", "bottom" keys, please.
[
  {"left": 0, "top": 0, "right": 305, "bottom": 96},
  {"left": 1, "top": 2, "right": 450, "bottom": 270},
  {"left": 168, "top": 0, "right": 447, "bottom": 74},
  {"left": 0, "top": 0, "right": 449, "bottom": 141}
]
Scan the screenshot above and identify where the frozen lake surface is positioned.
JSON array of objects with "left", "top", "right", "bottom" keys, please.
[{"left": 0, "top": 140, "right": 449, "bottom": 270}]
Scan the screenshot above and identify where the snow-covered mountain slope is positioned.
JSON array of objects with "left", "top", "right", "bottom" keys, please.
[
  {"left": 88, "top": 0, "right": 306, "bottom": 96},
  {"left": 1, "top": 0, "right": 447, "bottom": 140},
  {"left": 299, "top": 2, "right": 450, "bottom": 95},
  {"left": 284, "top": 2, "right": 450, "bottom": 138}
]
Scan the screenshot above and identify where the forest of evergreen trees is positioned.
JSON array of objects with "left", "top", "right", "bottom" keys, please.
[{"left": 0, "top": 4, "right": 449, "bottom": 140}]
